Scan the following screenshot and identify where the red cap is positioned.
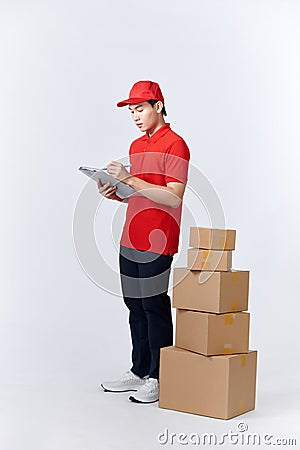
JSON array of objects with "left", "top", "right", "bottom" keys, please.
[{"left": 117, "top": 80, "right": 164, "bottom": 107}]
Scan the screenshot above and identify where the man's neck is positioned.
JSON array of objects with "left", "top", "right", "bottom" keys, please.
[{"left": 147, "top": 119, "right": 166, "bottom": 137}]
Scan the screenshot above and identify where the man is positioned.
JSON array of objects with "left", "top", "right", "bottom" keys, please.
[{"left": 98, "top": 80, "right": 190, "bottom": 403}]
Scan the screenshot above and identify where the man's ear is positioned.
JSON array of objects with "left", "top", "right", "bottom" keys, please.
[{"left": 155, "top": 101, "right": 164, "bottom": 114}]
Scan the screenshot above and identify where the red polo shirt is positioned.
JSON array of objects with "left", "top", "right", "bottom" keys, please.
[{"left": 120, "top": 123, "right": 190, "bottom": 255}]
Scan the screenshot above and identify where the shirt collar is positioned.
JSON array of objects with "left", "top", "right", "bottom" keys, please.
[{"left": 141, "top": 123, "right": 171, "bottom": 143}]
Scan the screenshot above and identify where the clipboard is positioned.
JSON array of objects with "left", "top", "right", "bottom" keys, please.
[{"left": 78, "top": 166, "right": 135, "bottom": 199}]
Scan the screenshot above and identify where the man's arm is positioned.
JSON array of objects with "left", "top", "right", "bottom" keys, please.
[
  {"left": 105, "top": 160, "right": 187, "bottom": 208},
  {"left": 126, "top": 177, "right": 186, "bottom": 208}
]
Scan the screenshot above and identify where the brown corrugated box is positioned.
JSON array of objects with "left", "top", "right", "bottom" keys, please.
[
  {"left": 159, "top": 346, "right": 257, "bottom": 420},
  {"left": 187, "top": 248, "right": 232, "bottom": 271},
  {"left": 189, "top": 227, "right": 236, "bottom": 250},
  {"left": 175, "top": 310, "right": 250, "bottom": 356},
  {"left": 172, "top": 268, "right": 249, "bottom": 313}
]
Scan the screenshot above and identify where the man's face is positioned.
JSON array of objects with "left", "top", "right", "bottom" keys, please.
[{"left": 128, "top": 102, "right": 161, "bottom": 133}]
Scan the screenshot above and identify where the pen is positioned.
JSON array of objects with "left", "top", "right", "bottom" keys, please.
[{"left": 101, "top": 164, "right": 132, "bottom": 171}]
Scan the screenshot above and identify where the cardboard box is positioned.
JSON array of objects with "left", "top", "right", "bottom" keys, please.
[
  {"left": 187, "top": 248, "right": 232, "bottom": 271},
  {"left": 172, "top": 268, "right": 249, "bottom": 313},
  {"left": 159, "top": 346, "right": 257, "bottom": 420},
  {"left": 175, "top": 310, "right": 250, "bottom": 356},
  {"left": 190, "top": 227, "right": 236, "bottom": 250}
]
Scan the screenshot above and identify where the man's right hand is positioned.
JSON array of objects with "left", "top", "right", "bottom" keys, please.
[{"left": 97, "top": 179, "right": 119, "bottom": 200}]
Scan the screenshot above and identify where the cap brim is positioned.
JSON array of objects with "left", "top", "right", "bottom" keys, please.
[{"left": 117, "top": 97, "right": 151, "bottom": 107}]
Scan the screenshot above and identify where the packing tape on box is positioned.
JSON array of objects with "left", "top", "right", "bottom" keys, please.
[
  {"left": 202, "top": 250, "right": 211, "bottom": 259},
  {"left": 231, "top": 299, "right": 238, "bottom": 311},
  {"left": 231, "top": 272, "right": 238, "bottom": 282},
  {"left": 225, "top": 313, "right": 233, "bottom": 325},
  {"left": 223, "top": 344, "right": 232, "bottom": 354},
  {"left": 240, "top": 354, "right": 247, "bottom": 367}
]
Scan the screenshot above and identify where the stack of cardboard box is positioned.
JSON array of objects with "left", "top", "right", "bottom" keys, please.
[{"left": 159, "top": 227, "right": 257, "bottom": 420}]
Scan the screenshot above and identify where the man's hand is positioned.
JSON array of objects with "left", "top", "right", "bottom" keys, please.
[
  {"left": 107, "top": 161, "right": 131, "bottom": 182},
  {"left": 97, "top": 179, "right": 119, "bottom": 200}
]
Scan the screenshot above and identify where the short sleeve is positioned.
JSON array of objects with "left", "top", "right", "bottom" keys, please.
[{"left": 165, "top": 139, "right": 190, "bottom": 184}]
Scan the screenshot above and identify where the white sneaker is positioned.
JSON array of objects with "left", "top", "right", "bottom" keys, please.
[
  {"left": 128, "top": 378, "right": 159, "bottom": 403},
  {"left": 100, "top": 370, "right": 148, "bottom": 392}
]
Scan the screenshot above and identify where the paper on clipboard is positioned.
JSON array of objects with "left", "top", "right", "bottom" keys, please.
[{"left": 78, "top": 166, "right": 135, "bottom": 199}]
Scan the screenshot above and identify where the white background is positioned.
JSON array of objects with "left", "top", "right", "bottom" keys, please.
[{"left": 0, "top": 0, "right": 300, "bottom": 449}]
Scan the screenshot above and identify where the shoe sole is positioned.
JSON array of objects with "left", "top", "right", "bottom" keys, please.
[
  {"left": 128, "top": 395, "right": 158, "bottom": 404},
  {"left": 100, "top": 384, "right": 139, "bottom": 393}
]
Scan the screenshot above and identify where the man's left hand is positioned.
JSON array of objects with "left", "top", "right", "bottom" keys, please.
[{"left": 107, "top": 161, "right": 131, "bottom": 182}]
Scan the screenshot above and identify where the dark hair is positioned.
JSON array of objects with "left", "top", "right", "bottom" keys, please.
[{"left": 147, "top": 99, "right": 167, "bottom": 116}]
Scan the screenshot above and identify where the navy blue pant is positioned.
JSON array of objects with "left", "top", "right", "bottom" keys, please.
[{"left": 119, "top": 245, "right": 173, "bottom": 380}]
